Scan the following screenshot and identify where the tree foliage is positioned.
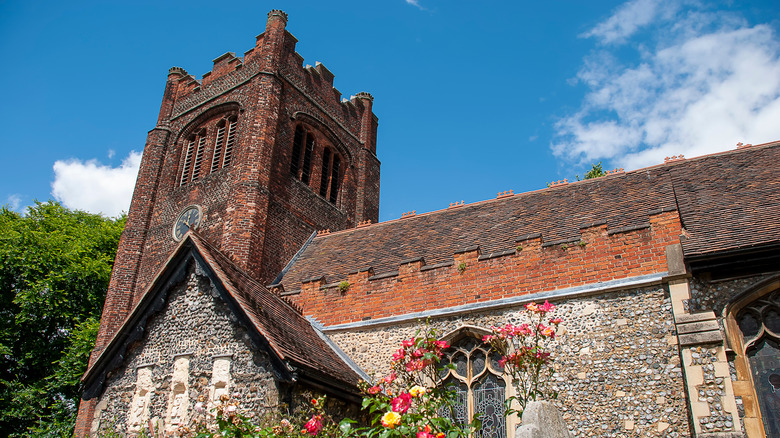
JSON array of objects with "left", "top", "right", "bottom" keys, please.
[
  {"left": 574, "top": 162, "right": 606, "bottom": 181},
  {"left": 0, "top": 202, "right": 125, "bottom": 437},
  {"left": 583, "top": 162, "right": 606, "bottom": 179}
]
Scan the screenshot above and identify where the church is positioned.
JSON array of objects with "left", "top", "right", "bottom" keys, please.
[{"left": 75, "top": 10, "right": 780, "bottom": 438}]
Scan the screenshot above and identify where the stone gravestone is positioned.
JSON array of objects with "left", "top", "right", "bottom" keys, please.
[{"left": 515, "top": 401, "right": 572, "bottom": 438}]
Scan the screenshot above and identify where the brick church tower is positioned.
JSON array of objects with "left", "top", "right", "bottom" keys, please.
[{"left": 90, "top": 9, "right": 379, "bottom": 363}]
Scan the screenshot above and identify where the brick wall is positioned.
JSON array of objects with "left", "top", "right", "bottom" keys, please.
[
  {"left": 289, "top": 210, "right": 682, "bottom": 326},
  {"left": 85, "top": 10, "right": 381, "bottom": 432},
  {"left": 93, "top": 9, "right": 380, "bottom": 356}
]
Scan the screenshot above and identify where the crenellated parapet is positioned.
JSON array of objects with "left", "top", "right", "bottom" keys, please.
[
  {"left": 281, "top": 209, "right": 683, "bottom": 326},
  {"left": 164, "top": 11, "right": 377, "bottom": 150}
]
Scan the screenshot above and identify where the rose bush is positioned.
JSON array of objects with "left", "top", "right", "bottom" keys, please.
[
  {"left": 353, "top": 325, "right": 480, "bottom": 438},
  {"left": 483, "top": 300, "right": 562, "bottom": 417},
  {"left": 122, "top": 323, "right": 572, "bottom": 438}
]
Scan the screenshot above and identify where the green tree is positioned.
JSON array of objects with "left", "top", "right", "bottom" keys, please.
[
  {"left": 575, "top": 162, "right": 606, "bottom": 181},
  {"left": 0, "top": 202, "right": 125, "bottom": 437},
  {"left": 583, "top": 161, "right": 606, "bottom": 179}
]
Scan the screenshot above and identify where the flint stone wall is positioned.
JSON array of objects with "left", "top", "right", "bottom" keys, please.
[
  {"left": 328, "top": 286, "right": 691, "bottom": 437},
  {"left": 687, "top": 274, "right": 774, "bottom": 315},
  {"left": 92, "top": 263, "right": 280, "bottom": 435}
]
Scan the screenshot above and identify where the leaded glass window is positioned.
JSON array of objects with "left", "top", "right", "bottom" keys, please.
[
  {"left": 737, "top": 289, "right": 780, "bottom": 436},
  {"left": 440, "top": 334, "right": 508, "bottom": 438}
]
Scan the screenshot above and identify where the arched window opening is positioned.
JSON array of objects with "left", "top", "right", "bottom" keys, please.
[
  {"left": 439, "top": 333, "right": 508, "bottom": 438},
  {"left": 329, "top": 155, "right": 341, "bottom": 203},
  {"left": 735, "top": 288, "right": 780, "bottom": 436},
  {"left": 210, "top": 116, "right": 238, "bottom": 172},
  {"left": 179, "top": 112, "right": 238, "bottom": 188},
  {"left": 289, "top": 124, "right": 343, "bottom": 203},
  {"left": 191, "top": 129, "right": 207, "bottom": 182},
  {"left": 290, "top": 126, "right": 304, "bottom": 177},
  {"left": 319, "top": 148, "right": 331, "bottom": 197},
  {"left": 301, "top": 133, "right": 315, "bottom": 185},
  {"left": 316, "top": 147, "right": 342, "bottom": 204},
  {"left": 211, "top": 120, "right": 226, "bottom": 173},
  {"left": 180, "top": 135, "right": 197, "bottom": 186},
  {"left": 222, "top": 116, "right": 237, "bottom": 168}
]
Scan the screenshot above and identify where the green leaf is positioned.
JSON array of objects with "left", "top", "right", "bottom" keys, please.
[
  {"left": 339, "top": 418, "right": 356, "bottom": 435},
  {"left": 0, "top": 202, "right": 125, "bottom": 436}
]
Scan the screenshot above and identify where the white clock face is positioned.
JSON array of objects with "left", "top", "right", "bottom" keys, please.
[{"left": 173, "top": 206, "right": 202, "bottom": 241}]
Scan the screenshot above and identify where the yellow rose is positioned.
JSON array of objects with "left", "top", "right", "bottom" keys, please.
[
  {"left": 381, "top": 411, "right": 402, "bottom": 428},
  {"left": 409, "top": 385, "right": 427, "bottom": 397}
]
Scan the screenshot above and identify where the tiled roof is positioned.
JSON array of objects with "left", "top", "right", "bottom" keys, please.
[
  {"left": 279, "top": 142, "right": 780, "bottom": 291},
  {"left": 669, "top": 144, "right": 780, "bottom": 257},
  {"left": 190, "top": 234, "right": 362, "bottom": 387},
  {"left": 83, "top": 233, "right": 362, "bottom": 397}
]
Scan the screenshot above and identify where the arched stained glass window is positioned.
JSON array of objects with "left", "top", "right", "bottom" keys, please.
[
  {"left": 736, "top": 289, "right": 780, "bottom": 436},
  {"left": 440, "top": 334, "right": 508, "bottom": 438}
]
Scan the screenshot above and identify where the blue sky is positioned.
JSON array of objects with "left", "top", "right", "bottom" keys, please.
[{"left": 2, "top": 0, "right": 779, "bottom": 222}]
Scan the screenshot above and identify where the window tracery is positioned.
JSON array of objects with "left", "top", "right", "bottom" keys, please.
[
  {"left": 734, "top": 287, "right": 780, "bottom": 436},
  {"left": 439, "top": 333, "right": 508, "bottom": 438}
]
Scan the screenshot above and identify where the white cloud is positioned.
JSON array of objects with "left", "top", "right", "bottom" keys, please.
[
  {"left": 581, "top": 0, "right": 664, "bottom": 44},
  {"left": 406, "top": 0, "right": 424, "bottom": 10},
  {"left": 553, "top": 4, "right": 780, "bottom": 169},
  {"left": 4, "top": 194, "right": 22, "bottom": 211},
  {"left": 51, "top": 151, "right": 142, "bottom": 217}
]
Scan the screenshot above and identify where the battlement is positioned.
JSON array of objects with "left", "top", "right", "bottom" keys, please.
[
  {"left": 165, "top": 10, "right": 377, "bottom": 142},
  {"left": 282, "top": 209, "right": 682, "bottom": 325}
]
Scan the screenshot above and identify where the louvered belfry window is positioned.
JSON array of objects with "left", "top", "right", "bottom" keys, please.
[
  {"left": 191, "top": 130, "right": 207, "bottom": 182},
  {"left": 300, "top": 133, "right": 315, "bottom": 185},
  {"left": 179, "top": 113, "right": 238, "bottom": 187},
  {"left": 439, "top": 336, "right": 508, "bottom": 438},
  {"left": 180, "top": 128, "right": 206, "bottom": 186},
  {"left": 290, "top": 124, "right": 343, "bottom": 204},
  {"left": 290, "top": 125, "right": 315, "bottom": 184},
  {"left": 319, "top": 148, "right": 331, "bottom": 197},
  {"left": 180, "top": 136, "right": 197, "bottom": 186},
  {"left": 290, "top": 126, "right": 305, "bottom": 177},
  {"left": 222, "top": 116, "right": 237, "bottom": 168},
  {"left": 211, "top": 116, "right": 237, "bottom": 172},
  {"left": 329, "top": 155, "right": 341, "bottom": 203}
]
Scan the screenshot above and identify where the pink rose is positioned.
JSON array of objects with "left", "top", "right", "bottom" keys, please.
[
  {"left": 391, "top": 392, "right": 412, "bottom": 413},
  {"left": 434, "top": 340, "right": 449, "bottom": 349},
  {"left": 304, "top": 415, "right": 323, "bottom": 435},
  {"left": 367, "top": 385, "right": 381, "bottom": 395}
]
